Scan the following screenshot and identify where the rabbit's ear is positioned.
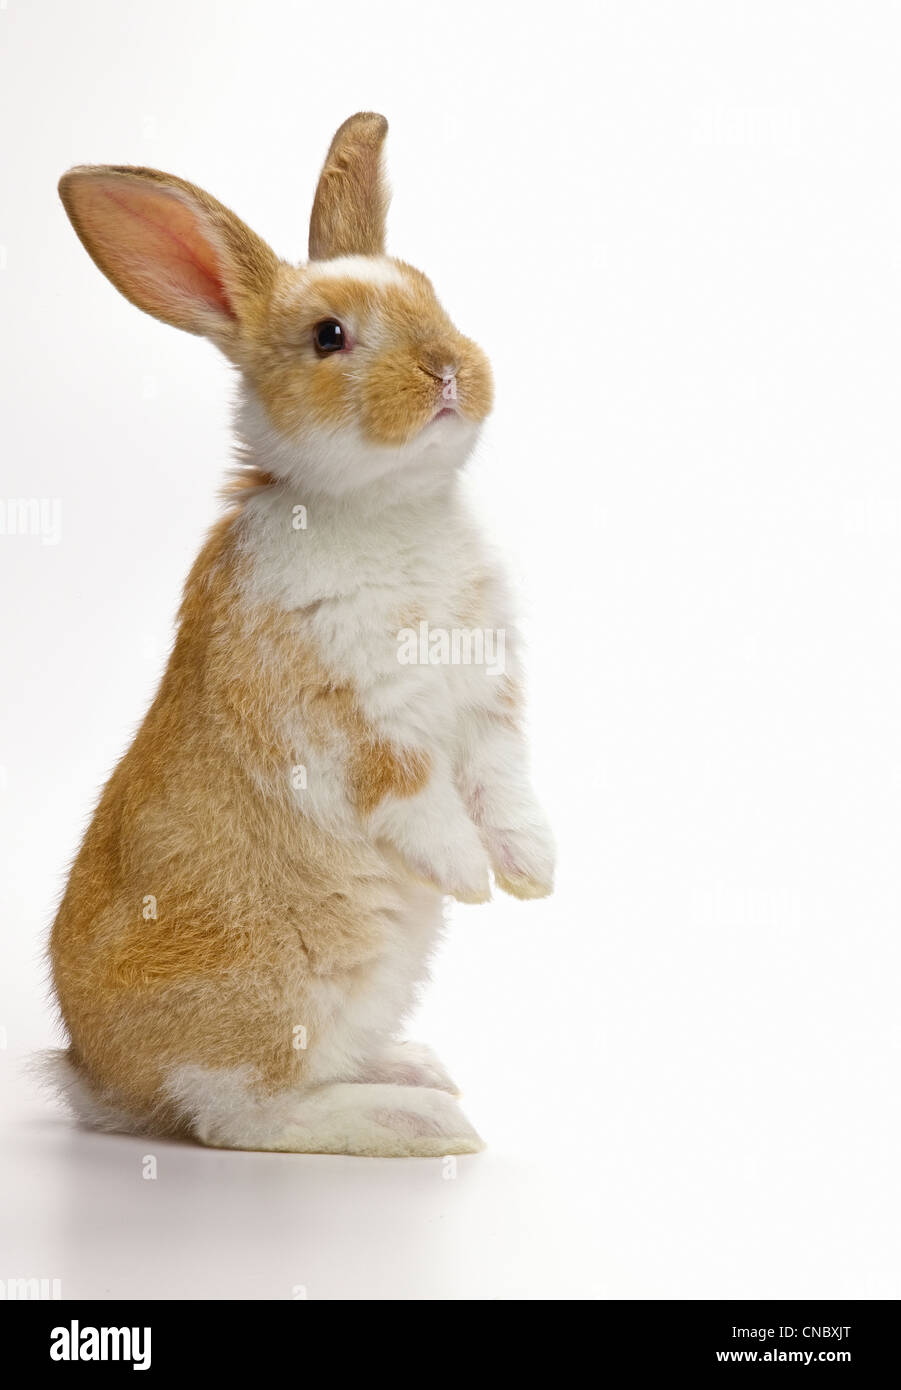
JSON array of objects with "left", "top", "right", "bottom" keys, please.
[
  {"left": 58, "top": 166, "right": 278, "bottom": 344},
  {"left": 308, "top": 112, "right": 390, "bottom": 261}
]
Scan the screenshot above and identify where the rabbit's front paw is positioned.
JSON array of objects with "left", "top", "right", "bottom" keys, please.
[
  {"left": 372, "top": 781, "right": 492, "bottom": 903},
  {"left": 485, "top": 815, "right": 556, "bottom": 901},
  {"left": 406, "top": 818, "right": 492, "bottom": 903}
]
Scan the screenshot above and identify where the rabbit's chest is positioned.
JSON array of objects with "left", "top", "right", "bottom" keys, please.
[
  {"left": 243, "top": 488, "right": 504, "bottom": 737},
  {"left": 310, "top": 564, "right": 497, "bottom": 731}
]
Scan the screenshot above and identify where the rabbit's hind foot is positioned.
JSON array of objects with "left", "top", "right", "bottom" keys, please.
[{"left": 163, "top": 1063, "right": 483, "bottom": 1157}]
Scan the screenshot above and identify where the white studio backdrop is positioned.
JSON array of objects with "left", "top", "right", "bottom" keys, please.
[{"left": 1, "top": 0, "right": 900, "bottom": 1298}]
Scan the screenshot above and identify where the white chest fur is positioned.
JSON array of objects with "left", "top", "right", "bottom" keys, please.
[{"left": 237, "top": 478, "right": 515, "bottom": 752}]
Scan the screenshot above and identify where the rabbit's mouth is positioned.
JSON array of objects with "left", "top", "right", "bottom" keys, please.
[{"left": 430, "top": 407, "right": 459, "bottom": 424}]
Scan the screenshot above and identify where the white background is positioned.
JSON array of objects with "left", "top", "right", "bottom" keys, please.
[{"left": 1, "top": 0, "right": 900, "bottom": 1300}]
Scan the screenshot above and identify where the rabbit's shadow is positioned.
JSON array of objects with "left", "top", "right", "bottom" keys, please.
[{"left": 40, "top": 1114, "right": 485, "bottom": 1298}]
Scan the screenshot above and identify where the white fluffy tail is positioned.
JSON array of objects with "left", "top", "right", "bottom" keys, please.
[{"left": 31, "top": 1049, "right": 145, "bottom": 1135}]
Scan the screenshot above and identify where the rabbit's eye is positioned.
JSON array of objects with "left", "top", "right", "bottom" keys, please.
[{"left": 314, "top": 319, "right": 346, "bottom": 354}]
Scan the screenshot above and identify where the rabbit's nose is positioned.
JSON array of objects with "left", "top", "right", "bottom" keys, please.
[
  {"left": 441, "top": 373, "right": 458, "bottom": 403},
  {"left": 418, "top": 360, "right": 459, "bottom": 387},
  {"left": 418, "top": 339, "right": 460, "bottom": 376}
]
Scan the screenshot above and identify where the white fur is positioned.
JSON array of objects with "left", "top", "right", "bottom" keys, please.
[
  {"left": 232, "top": 443, "right": 553, "bottom": 901},
  {"left": 33, "top": 1050, "right": 147, "bottom": 1134},
  {"left": 42, "top": 385, "right": 553, "bottom": 1155},
  {"left": 297, "top": 881, "right": 447, "bottom": 1088},
  {"left": 211, "top": 387, "right": 553, "bottom": 1155},
  {"left": 352, "top": 1039, "right": 459, "bottom": 1093},
  {"left": 163, "top": 1065, "right": 482, "bottom": 1156},
  {"left": 236, "top": 388, "right": 479, "bottom": 498},
  {"left": 40, "top": 885, "right": 462, "bottom": 1156},
  {"left": 305, "top": 255, "right": 407, "bottom": 289},
  {"left": 47, "top": 138, "right": 553, "bottom": 1157}
]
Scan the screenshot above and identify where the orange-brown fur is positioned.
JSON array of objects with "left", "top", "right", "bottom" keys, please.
[
  {"left": 50, "top": 506, "right": 427, "bottom": 1128},
  {"left": 49, "top": 113, "right": 548, "bottom": 1151},
  {"left": 244, "top": 262, "right": 493, "bottom": 445},
  {"left": 59, "top": 150, "right": 493, "bottom": 446},
  {"left": 308, "top": 112, "right": 390, "bottom": 261},
  {"left": 58, "top": 165, "right": 278, "bottom": 346}
]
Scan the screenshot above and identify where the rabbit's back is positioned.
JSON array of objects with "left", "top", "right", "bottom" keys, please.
[{"left": 49, "top": 504, "right": 451, "bottom": 1126}]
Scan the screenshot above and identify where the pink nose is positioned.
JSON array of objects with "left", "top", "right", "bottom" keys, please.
[{"left": 441, "top": 375, "right": 458, "bottom": 403}]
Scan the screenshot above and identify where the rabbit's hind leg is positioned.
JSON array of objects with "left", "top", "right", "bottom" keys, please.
[
  {"left": 350, "top": 1040, "right": 460, "bottom": 1096},
  {"left": 163, "top": 1063, "right": 483, "bottom": 1157}
]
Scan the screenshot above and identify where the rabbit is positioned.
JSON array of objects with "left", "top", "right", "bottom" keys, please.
[{"left": 43, "top": 112, "right": 555, "bottom": 1156}]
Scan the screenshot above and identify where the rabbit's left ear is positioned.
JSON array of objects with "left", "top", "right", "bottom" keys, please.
[
  {"left": 308, "top": 112, "right": 390, "bottom": 261},
  {"left": 58, "top": 165, "right": 278, "bottom": 349}
]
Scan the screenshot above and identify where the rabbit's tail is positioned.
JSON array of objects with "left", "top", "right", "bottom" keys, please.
[{"left": 31, "top": 1048, "right": 144, "bottom": 1135}]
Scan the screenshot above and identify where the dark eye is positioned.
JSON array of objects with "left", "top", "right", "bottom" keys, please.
[{"left": 314, "top": 319, "right": 346, "bottom": 354}]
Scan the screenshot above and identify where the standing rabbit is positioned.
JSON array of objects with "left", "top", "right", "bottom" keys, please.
[{"left": 46, "top": 113, "right": 554, "bottom": 1155}]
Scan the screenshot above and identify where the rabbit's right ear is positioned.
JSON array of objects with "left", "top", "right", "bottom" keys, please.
[
  {"left": 308, "top": 112, "right": 390, "bottom": 261},
  {"left": 58, "top": 166, "right": 278, "bottom": 348}
]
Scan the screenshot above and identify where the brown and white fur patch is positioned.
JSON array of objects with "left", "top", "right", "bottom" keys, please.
[{"left": 45, "top": 113, "right": 554, "bottom": 1156}]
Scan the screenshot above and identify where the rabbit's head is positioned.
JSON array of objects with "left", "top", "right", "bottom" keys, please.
[{"left": 59, "top": 113, "right": 494, "bottom": 497}]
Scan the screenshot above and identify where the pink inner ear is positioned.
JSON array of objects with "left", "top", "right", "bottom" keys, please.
[{"left": 80, "top": 179, "right": 235, "bottom": 324}]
